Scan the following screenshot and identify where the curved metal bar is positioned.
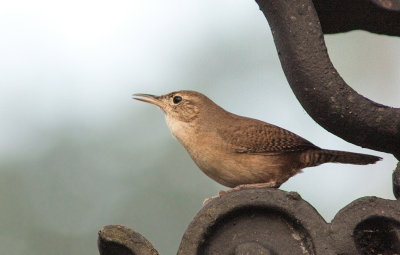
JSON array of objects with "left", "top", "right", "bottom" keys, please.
[
  {"left": 98, "top": 225, "right": 159, "bottom": 255},
  {"left": 255, "top": 0, "right": 400, "bottom": 159},
  {"left": 312, "top": 0, "right": 400, "bottom": 35}
]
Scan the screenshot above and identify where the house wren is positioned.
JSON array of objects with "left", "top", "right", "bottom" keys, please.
[{"left": 133, "top": 90, "right": 381, "bottom": 189}]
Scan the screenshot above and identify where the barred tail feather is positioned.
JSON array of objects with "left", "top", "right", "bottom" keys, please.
[{"left": 303, "top": 149, "right": 382, "bottom": 167}]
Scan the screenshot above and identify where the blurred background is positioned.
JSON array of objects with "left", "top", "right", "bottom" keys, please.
[{"left": 1, "top": 0, "right": 399, "bottom": 254}]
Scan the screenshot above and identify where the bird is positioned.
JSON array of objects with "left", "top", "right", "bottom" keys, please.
[{"left": 133, "top": 90, "right": 381, "bottom": 190}]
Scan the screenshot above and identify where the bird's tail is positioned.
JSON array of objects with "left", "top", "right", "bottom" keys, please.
[{"left": 302, "top": 149, "right": 382, "bottom": 167}]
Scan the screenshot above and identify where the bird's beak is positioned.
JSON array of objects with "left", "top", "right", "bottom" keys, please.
[{"left": 132, "top": 93, "right": 164, "bottom": 108}]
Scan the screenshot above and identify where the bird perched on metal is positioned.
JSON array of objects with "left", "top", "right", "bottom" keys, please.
[{"left": 133, "top": 90, "right": 381, "bottom": 190}]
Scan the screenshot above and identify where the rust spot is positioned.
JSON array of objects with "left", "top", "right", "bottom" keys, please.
[{"left": 379, "top": 0, "right": 393, "bottom": 9}]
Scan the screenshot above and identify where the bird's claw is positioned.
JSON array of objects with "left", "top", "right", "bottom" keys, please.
[{"left": 203, "top": 182, "right": 279, "bottom": 206}]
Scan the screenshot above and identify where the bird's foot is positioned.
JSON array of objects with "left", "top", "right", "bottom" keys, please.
[
  {"left": 232, "top": 181, "right": 279, "bottom": 191},
  {"left": 219, "top": 181, "right": 279, "bottom": 196},
  {"left": 202, "top": 182, "right": 279, "bottom": 206}
]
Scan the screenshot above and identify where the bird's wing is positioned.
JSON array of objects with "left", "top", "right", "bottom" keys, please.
[{"left": 217, "top": 122, "right": 319, "bottom": 154}]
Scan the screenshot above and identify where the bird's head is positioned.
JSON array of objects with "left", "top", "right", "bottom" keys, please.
[{"left": 133, "top": 90, "right": 216, "bottom": 123}]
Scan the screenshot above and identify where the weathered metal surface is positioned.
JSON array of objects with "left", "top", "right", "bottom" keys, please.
[
  {"left": 98, "top": 225, "right": 159, "bottom": 255},
  {"left": 177, "top": 189, "right": 332, "bottom": 255},
  {"left": 331, "top": 196, "right": 400, "bottom": 254},
  {"left": 255, "top": 0, "right": 400, "bottom": 160},
  {"left": 312, "top": 0, "right": 400, "bottom": 35},
  {"left": 393, "top": 162, "right": 400, "bottom": 199},
  {"left": 100, "top": 188, "right": 400, "bottom": 254}
]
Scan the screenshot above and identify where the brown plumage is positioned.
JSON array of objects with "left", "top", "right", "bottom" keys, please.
[{"left": 133, "top": 90, "right": 382, "bottom": 188}]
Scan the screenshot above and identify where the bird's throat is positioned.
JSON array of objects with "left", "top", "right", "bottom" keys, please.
[{"left": 165, "top": 115, "right": 197, "bottom": 144}]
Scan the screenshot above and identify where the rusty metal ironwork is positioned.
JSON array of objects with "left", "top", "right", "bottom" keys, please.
[
  {"left": 313, "top": 0, "right": 400, "bottom": 35},
  {"left": 98, "top": 225, "right": 159, "bottom": 255},
  {"left": 393, "top": 162, "right": 400, "bottom": 199},
  {"left": 177, "top": 189, "right": 331, "bottom": 255},
  {"left": 256, "top": 0, "right": 400, "bottom": 160},
  {"left": 98, "top": 188, "right": 400, "bottom": 254}
]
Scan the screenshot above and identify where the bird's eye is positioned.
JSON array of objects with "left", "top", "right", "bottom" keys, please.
[{"left": 173, "top": 96, "right": 182, "bottom": 104}]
